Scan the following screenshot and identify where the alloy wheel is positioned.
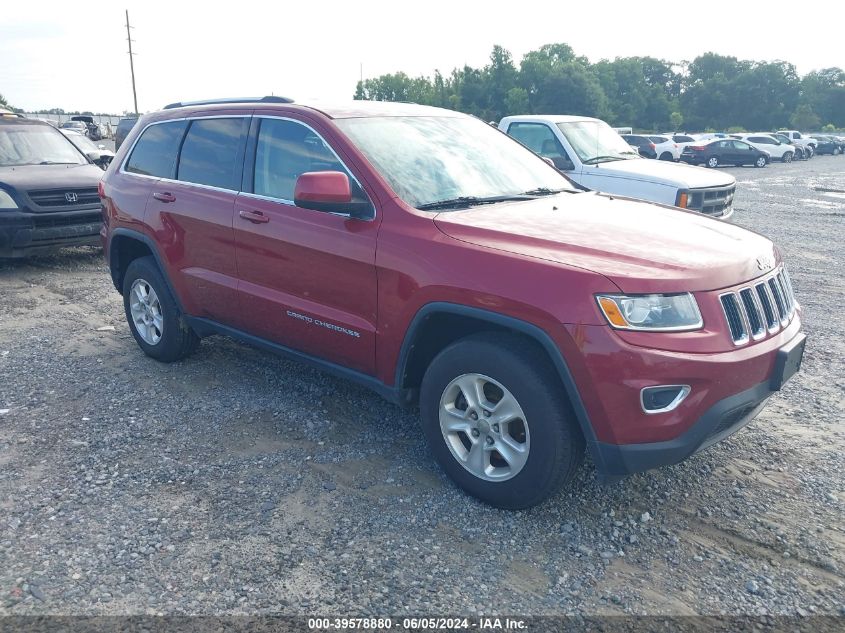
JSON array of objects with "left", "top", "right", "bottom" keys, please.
[
  {"left": 129, "top": 278, "right": 163, "bottom": 345},
  {"left": 438, "top": 373, "right": 530, "bottom": 482}
]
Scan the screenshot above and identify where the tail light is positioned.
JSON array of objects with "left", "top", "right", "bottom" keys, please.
[
  {"left": 649, "top": 143, "right": 656, "bottom": 149},
  {"left": 689, "top": 145, "right": 706, "bottom": 151}
]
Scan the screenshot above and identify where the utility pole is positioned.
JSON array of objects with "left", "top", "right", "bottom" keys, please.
[{"left": 125, "top": 10, "right": 138, "bottom": 115}]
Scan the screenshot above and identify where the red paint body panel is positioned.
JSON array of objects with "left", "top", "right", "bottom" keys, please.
[{"left": 102, "top": 101, "right": 804, "bottom": 463}]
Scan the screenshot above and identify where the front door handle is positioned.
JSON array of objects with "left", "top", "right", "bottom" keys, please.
[
  {"left": 153, "top": 192, "right": 176, "bottom": 203},
  {"left": 239, "top": 209, "right": 270, "bottom": 224}
]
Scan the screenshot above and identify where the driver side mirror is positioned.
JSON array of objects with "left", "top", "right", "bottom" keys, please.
[{"left": 294, "top": 171, "right": 372, "bottom": 220}]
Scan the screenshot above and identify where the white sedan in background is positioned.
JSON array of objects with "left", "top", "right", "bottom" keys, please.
[{"left": 731, "top": 133, "right": 796, "bottom": 163}]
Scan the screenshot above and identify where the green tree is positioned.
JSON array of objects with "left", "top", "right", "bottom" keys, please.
[
  {"left": 670, "top": 111, "right": 684, "bottom": 131},
  {"left": 790, "top": 104, "right": 821, "bottom": 130},
  {"left": 0, "top": 93, "right": 9, "bottom": 108},
  {"left": 504, "top": 87, "right": 529, "bottom": 115}
]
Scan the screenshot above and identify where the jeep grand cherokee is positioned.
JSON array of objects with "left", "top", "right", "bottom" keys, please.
[{"left": 99, "top": 97, "right": 805, "bottom": 509}]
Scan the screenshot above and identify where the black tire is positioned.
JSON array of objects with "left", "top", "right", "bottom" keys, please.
[
  {"left": 659, "top": 152, "right": 673, "bottom": 161},
  {"left": 122, "top": 256, "right": 199, "bottom": 362},
  {"left": 754, "top": 155, "right": 768, "bottom": 168},
  {"left": 419, "top": 333, "right": 585, "bottom": 509},
  {"left": 782, "top": 152, "right": 793, "bottom": 163},
  {"left": 706, "top": 156, "right": 719, "bottom": 168}
]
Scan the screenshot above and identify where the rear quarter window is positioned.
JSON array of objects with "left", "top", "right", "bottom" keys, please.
[{"left": 125, "top": 120, "right": 188, "bottom": 178}]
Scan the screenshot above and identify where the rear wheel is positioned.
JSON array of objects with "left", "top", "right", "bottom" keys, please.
[
  {"left": 659, "top": 152, "right": 673, "bottom": 161},
  {"left": 122, "top": 256, "right": 199, "bottom": 362},
  {"left": 707, "top": 156, "right": 719, "bottom": 168},
  {"left": 419, "top": 333, "right": 584, "bottom": 509}
]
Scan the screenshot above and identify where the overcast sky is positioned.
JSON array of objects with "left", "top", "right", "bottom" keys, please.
[{"left": 2, "top": 0, "right": 843, "bottom": 114}]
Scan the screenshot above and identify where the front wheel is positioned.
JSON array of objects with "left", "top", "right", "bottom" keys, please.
[
  {"left": 782, "top": 152, "right": 793, "bottom": 163},
  {"left": 755, "top": 155, "right": 768, "bottom": 168},
  {"left": 707, "top": 156, "right": 719, "bottom": 168},
  {"left": 419, "top": 334, "right": 584, "bottom": 509},
  {"left": 122, "top": 256, "right": 199, "bottom": 362}
]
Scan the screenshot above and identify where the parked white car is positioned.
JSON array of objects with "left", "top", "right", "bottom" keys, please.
[
  {"left": 731, "top": 133, "right": 796, "bottom": 162},
  {"left": 777, "top": 130, "right": 817, "bottom": 155},
  {"left": 499, "top": 115, "right": 737, "bottom": 220},
  {"left": 647, "top": 135, "right": 681, "bottom": 161}
]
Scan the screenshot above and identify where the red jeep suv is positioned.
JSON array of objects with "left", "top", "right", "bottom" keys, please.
[{"left": 99, "top": 97, "right": 805, "bottom": 509}]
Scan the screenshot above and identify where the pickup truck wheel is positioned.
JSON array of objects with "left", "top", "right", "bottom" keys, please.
[
  {"left": 707, "top": 156, "right": 719, "bottom": 168},
  {"left": 755, "top": 156, "right": 768, "bottom": 168},
  {"left": 123, "top": 256, "right": 199, "bottom": 362},
  {"left": 419, "top": 333, "right": 584, "bottom": 509},
  {"left": 782, "top": 152, "right": 793, "bottom": 163}
]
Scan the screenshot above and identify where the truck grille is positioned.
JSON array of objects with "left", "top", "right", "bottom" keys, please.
[
  {"left": 688, "top": 184, "right": 735, "bottom": 217},
  {"left": 27, "top": 187, "right": 100, "bottom": 211},
  {"left": 720, "top": 267, "right": 797, "bottom": 345}
]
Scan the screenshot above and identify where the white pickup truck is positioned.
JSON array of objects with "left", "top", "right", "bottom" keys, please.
[
  {"left": 776, "top": 130, "right": 818, "bottom": 157},
  {"left": 499, "top": 115, "right": 737, "bottom": 220}
]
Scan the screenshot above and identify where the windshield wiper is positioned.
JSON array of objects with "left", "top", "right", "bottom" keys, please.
[
  {"left": 583, "top": 155, "right": 626, "bottom": 165},
  {"left": 520, "top": 187, "right": 569, "bottom": 196},
  {"left": 416, "top": 194, "right": 534, "bottom": 211}
]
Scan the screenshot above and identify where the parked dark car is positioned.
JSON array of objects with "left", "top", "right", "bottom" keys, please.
[
  {"left": 812, "top": 135, "right": 842, "bottom": 156},
  {"left": 114, "top": 116, "right": 138, "bottom": 151},
  {"left": 620, "top": 134, "right": 657, "bottom": 159},
  {"left": 0, "top": 118, "right": 104, "bottom": 257},
  {"left": 681, "top": 139, "right": 770, "bottom": 168}
]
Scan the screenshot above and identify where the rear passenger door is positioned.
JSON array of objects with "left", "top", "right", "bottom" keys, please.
[
  {"left": 232, "top": 116, "right": 380, "bottom": 375},
  {"left": 143, "top": 115, "right": 249, "bottom": 327}
]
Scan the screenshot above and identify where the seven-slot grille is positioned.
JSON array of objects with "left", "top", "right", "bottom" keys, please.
[{"left": 720, "top": 267, "right": 797, "bottom": 345}]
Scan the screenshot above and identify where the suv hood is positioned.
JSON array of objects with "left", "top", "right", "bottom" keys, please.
[
  {"left": 588, "top": 158, "right": 735, "bottom": 189},
  {"left": 0, "top": 164, "right": 104, "bottom": 191},
  {"left": 433, "top": 192, "right": 778, "bottom": 293}
]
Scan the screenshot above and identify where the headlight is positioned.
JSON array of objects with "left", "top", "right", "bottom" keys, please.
[
  {"left": 596, "top": 293, "right": 703, "bottom": 331},
  {"left": 0, "top": 189, "right": 18, "bottom": 210}
]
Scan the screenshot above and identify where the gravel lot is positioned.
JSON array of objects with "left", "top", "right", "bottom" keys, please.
[{"left": 1, "top": 157, "right": 843, "bottom": 617}]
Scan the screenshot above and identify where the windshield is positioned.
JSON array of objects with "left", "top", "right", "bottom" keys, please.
[
  {"left": 556, "top": 120, "right": 639, "bottom": 164},
  {"left": 334, "top": 115, "right": 577, "bottom": 208},
  {"left": 0, "top": 125, "right": 87, "bottom": 166},
  {"left": 63, "top": 132, "right": 97, "bottom": 152}
]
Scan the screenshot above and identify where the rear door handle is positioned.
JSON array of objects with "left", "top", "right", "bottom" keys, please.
[
  {"left": 153, "top": 192, "right": 176, "bottom": 203},
  {"left": 239, "top": 209, "right": 270, "bottom": 224}
]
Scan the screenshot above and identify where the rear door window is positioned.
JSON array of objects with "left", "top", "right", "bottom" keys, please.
[
  {"left": 125, "top": 120, "right": 188, "bottom": 178},
  {"left": 177, "top": 118, "right": 246, "bottom": 190}
]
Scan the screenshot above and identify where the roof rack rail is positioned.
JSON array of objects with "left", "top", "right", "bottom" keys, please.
[{"left": 163, "top": 96, "right": 294, "bottom": 110}]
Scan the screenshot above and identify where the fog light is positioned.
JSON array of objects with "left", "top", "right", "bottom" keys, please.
[{"left": 640, "top": 385, "right": 691, "bottom": 414}]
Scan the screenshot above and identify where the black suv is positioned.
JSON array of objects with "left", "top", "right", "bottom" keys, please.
[{"left": 0, "top": 118, "right": 105, "bottom": 257}]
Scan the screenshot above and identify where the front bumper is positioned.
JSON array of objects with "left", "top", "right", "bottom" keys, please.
[
  {"left": 0, "top": 209, "right": 102, "bottom": 257},
  {"left": 593, "top": 332, "right": 804, "bottom": 477}
]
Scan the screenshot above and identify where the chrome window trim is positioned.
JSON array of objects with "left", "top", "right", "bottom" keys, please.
[
  {"left": 118, "top": 113, "right": 376, "bottom": 220},
  {"left": 250, "top": 115, "right": 375, "bottom": 221},
  {"left": 640, "top": 385, "right": 691, "bottom": 415},
  {"left": 119, "top": 115, "right": 248, "bottom": 183}
]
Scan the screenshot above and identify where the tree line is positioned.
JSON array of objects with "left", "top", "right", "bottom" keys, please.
[{"left": 353, "top": 44, "right": 845, "bottom": 132}]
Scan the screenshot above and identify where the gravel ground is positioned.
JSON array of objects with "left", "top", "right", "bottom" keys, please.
[{"left": 0, "top": 157, "right": 843, "bottom": 617}]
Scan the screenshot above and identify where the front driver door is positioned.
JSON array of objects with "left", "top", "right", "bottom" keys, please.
[{"left": 232, "top": 116, "right": 380, "bottom": 375}]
